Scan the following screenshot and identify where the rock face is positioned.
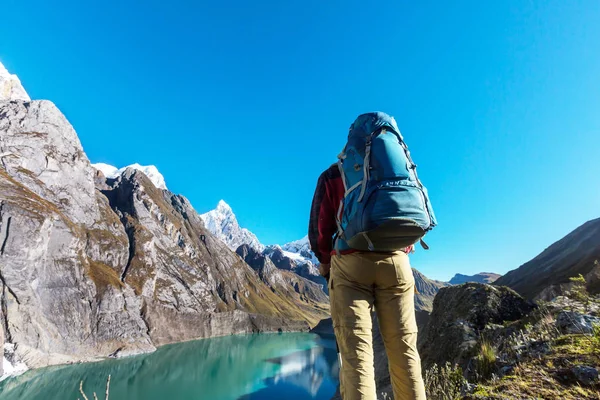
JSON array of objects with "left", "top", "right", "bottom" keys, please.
[
  {"left": 418, "top": 283, "right": 535, "bottom": 370},
  {"left": 0, "top": 64, "right": 324, "bottom": 374},
  {"left": 449, "top": 272, "right": 501, "bottom": 285},
  {"left": 0, "top": 99, "right": 155, "bottom": 369},
  {"left": 495, "top": 218, "right": 600, "bottom": 300},
  {"left": 99, "top": 170, "right": 314, "bottom": 346},
  {"left": 556, "top": 311, "right": 600, "bottom": 335}
]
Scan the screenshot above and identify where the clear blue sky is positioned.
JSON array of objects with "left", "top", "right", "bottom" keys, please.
[{"left": 2, "top": 1, "right": 599, "bottom": 281}]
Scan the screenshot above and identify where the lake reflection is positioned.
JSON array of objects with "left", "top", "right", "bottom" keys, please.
[{"left": 0, "top": 333, "right": 339, "bottom": 400}]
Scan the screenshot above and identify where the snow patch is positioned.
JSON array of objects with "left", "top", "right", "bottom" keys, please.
[
  {"left": 0, "top": 61, "right": 30, "bottom": 101},
  {"left": 1, "top": 343, "right": 28, "bottom": 382},
  {"left": 281, "top": 235, "right": 319, "bottom": 265}
]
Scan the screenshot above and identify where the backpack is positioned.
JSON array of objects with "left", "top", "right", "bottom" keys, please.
[{"left": 334, "top": 112, "right": 436, "bottom": 252}]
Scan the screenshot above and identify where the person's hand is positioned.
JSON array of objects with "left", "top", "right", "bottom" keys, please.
[{"left": 319, "top": 263, "right": 331, "bottom": 277}]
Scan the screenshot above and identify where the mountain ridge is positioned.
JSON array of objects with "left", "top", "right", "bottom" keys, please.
[
  {"left": 449, "top": 272, "right": 501, "bottom": 285},
  {"left": 495, "top": 217, "right": 600, "bottom": 299}
]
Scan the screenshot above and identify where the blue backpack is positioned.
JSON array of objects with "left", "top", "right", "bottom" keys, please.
[{"left": 335, "top": 112, "right": 437, "bottom": 252}]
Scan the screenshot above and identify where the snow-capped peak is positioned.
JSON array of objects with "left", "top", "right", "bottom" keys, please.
[
  {"left": 92, "top": 162, "right": 168, "bottom": 190},
  {"left": 282, "top": 235, "right": 319, "bottom": 265},
  {"left": 200, "top": 200, "right": 265, "bottom": 252},
  {"left": 216, "top": 199, "right": 233, "bottom": 213},
  {"left": 0, "top": 61, "right": 30, "bottom": 101}
]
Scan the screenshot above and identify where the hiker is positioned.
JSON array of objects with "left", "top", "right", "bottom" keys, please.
[{"left": 308, "top": 112, "right": 436, "bottom": 400}]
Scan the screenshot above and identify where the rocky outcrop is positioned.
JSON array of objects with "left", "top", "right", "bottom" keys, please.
[
  {"left": 495, "top": 218, "right": 600, "bottom": 300},
  {"left": 418, "top": 283, "right": 535, "bottom": 370},
  {"left": 449, "top": 272, "right": 501, "bottom": 285}
]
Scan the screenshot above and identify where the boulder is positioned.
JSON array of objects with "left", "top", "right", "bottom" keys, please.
[{"left": 418, "top": 283, "right": 535, "bottom": 369}]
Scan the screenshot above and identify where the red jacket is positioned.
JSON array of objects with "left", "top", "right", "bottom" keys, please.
[
  {"left": 308, "top": 164, "right": 345, "bottom": 264},
  {"left": 308, "top": 164, "right": 413, "bottom": 264}
]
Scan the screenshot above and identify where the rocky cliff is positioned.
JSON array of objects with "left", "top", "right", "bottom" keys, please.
[
  {"left": 0, "top": 64, "right": 325, "bottom": 375},
  {"left": 495, "top": 218, "right": 600, "bottom": 300}
]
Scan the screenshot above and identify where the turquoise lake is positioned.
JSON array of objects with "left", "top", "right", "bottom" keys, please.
[{"left": 0, "top": 333, "right": 340, "bottom": 400}]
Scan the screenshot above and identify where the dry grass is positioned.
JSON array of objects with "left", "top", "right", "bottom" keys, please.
[
  {"left": 86, "top": 260, "right": 123, "bottom": 296},
  {"left": 424, "top": 363, "right": 466, "bottom": 400}
]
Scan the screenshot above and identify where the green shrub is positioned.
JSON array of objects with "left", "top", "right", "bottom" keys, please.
[{"left": 568, "top": 274, "right": 590, "bottom": 304}]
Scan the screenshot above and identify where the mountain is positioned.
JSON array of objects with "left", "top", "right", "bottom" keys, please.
[
  {"left": 413, "top": 269, "right": 449, "bottom": 312},
  {"left": 200, "top": 200, "right": 265, "bottom": 252},
  {"left": 281, "top": 236, "right": 319, "bottom": 265},
  {"left": 495, "top": 218, "right": 600, "bottom": 300},
  {"left": 92, "top": 162, "right": 167, "bottom": 190},
  {"left": 448, "top": 272, "right": 501, "bottom": 285},
  {"left": 235, "top": 245, "right": 328, "bottom": 311},
  {"left": 0, "top": 62, "right": 323, "bottom": 377},
  {"left": 263, "top": 245, "right": 325, "bottom": 288},
  {"left": 200, "top": 202, "right": 327, "bottom": 290}
]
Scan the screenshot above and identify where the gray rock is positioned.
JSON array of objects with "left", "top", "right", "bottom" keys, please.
[
  {"left": 0, "top": 306, "right": 3, "bottom": 376},
  {"left": 556, "top": 311, "right": 600, "bottom": 334},
  {"left": 572, "top": 365, "right": 599, "bottom": 386},
  {"left": 418, "top": 283, "right": 535, "bottom": 370}
]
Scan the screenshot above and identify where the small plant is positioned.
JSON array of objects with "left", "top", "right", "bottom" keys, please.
[
  {"left": 474, "top": 339, "right": 497, "bottom": 380},
  {"left": 568, "top": 274, "right": 590, "bottom": 305},
  {"left": 592, "top": 323, "right": 600, "bottom": 357},
  {"left": 424, "top": 362, "right": 466, "bottom": 400}
]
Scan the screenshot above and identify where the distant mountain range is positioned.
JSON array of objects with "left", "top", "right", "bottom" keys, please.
[{"left": 449, "top": 272, "right": 501, "bottom": 285}]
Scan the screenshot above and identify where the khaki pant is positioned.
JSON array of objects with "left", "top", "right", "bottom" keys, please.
[{"left": 329, "top": 251, "right": 426, "bottom": 400}]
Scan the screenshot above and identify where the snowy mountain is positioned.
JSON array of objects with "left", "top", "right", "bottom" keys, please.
[
  {"left": 200, "top": 201, "right": 325, "bottom": 290},
  {"left": 200, "top": 201, "right": 319, "bottom": 265},
  {"left": 200, "top": 200, "right": 265, "bottom": 252},
  {"left": 0, "top": 61, "right": 30, "bottom": 101},
  {"left": 282, "top": 236, "right": 319, "bottom": 265},
  {"left": 92, "top": 162, "right": 168, "bottom": 190}
]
